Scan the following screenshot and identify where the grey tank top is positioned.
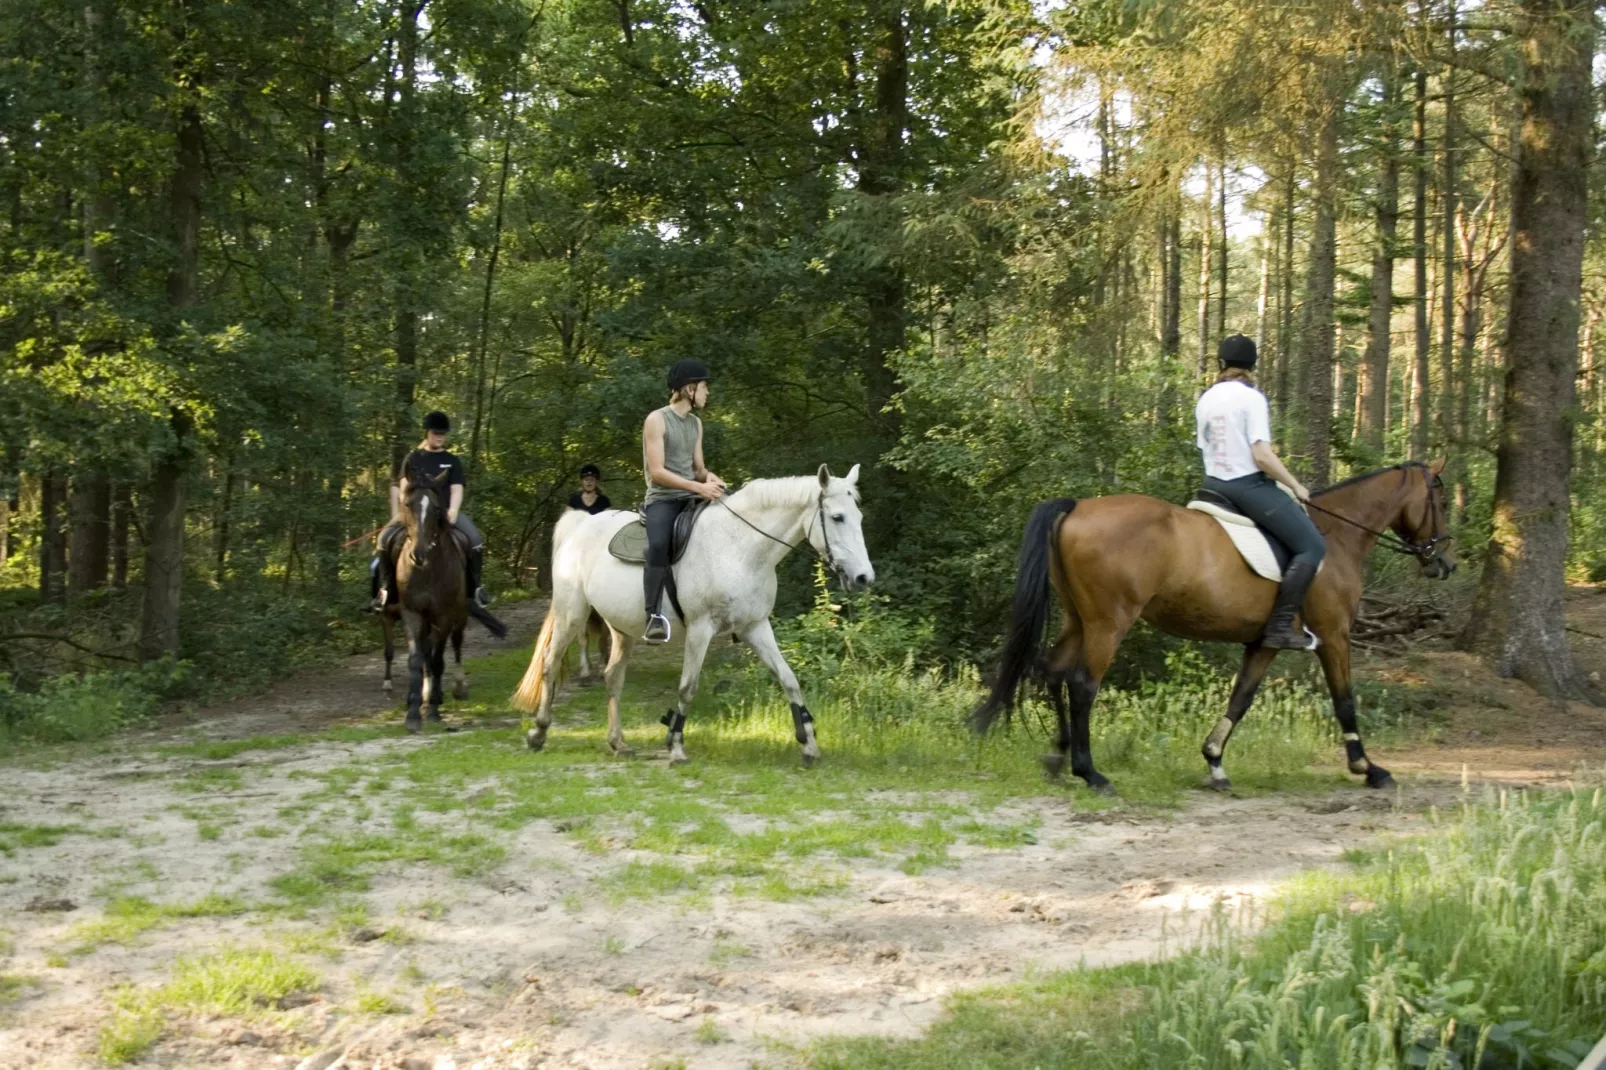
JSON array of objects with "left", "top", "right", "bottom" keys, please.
[{"left": 644, "top": 405, "right": 700, "bottom": 504}]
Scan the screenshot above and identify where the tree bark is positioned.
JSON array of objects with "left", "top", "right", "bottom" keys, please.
[
  {"left": 1411, "top": 60, "right": 1431, "bottom": 457},
  {"left": 855, "top": 1, "right": 909, "bottom": 438},
  {"left": 138, "top": 84, "right": 203, "bottom": 662},
  {"left": 1459, "top": 0, "right": 1595, "bottom": 701},
  {"left": 1276, "top": 168, "right": 1296, "bottom": 440},
  {"left": 1163, "top": 207, "right": 1182, "bottom": 359},
  {"left": 111, "top": 483, "right": 129, "bottom": 589},
  {"left": 1197, "top": 163, "right": 1213, "bottom": 376},
  {"left": 40, "top": 469, "right": 67, "bottom": 604},
  {"left": 67, "top": 471, "right": 110, "bottom": 594},
  {"left": 1438, "top": 3, "right": 1458, "bottom": 460},
  {"left": 1301, "top": 110, "right": 1339, "bottom": 483},
  {"left": 1358, "top": 73, "right": 1400, "bottom": 453},
  {"left": 390, "top": 2, "right": 424, "bottom": 479},
  {"left": 1216, "top": 159, "right": 1228, "bottom": 333}
]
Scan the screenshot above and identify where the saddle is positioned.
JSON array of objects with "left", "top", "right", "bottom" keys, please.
[
  {"left": 607, "top": 501, "right": 710, "bottom": 565},
  {"left": 1186, "top": 488, "right": 1301, "bottom": 582}
]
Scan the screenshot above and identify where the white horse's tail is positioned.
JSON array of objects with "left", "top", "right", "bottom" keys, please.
[{"left": 513, "top": 609, "right": 560, "bottom": 713}]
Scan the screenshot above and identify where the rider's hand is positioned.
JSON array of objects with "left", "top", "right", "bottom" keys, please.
[
  {"left": 1292, "top": 482, "right": 1311, "bottom": 504},
  {"left": 704, "top": 471, "right": 727, "bottom": 489},
  {"left": 696, "top": 480, "right": 724, "bottom": 501},
  {"left": 447, "top": 510, "right": 461, "bottom": 525}
]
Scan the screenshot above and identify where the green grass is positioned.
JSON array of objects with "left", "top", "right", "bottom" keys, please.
[
  {"left": 66, "top": 894, "right": 250, "bottom": 956},
  {"left": 810, "top": 785, "right": 1606, "bottom": 1070},
  {"left": 98, "top": 947, "right": 319, "bottom": 1064},
  {"left": 0, "top": 821, "right": 88, "bottom": 853}
]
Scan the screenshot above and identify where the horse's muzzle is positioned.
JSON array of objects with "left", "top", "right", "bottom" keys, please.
[
  {"left": 1422, "top": 556, "right": 1455, "bottom": 580},
  {"left": 845, "top": 569, "right": 875, "bottom": 592}
]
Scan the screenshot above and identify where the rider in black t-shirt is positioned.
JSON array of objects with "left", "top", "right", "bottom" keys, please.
[
  {"left": 567, "top": 463, "right": 612, "bottom": 515},
  {"left": 369, "top": 411, "right": 490, "bottom": 610}
]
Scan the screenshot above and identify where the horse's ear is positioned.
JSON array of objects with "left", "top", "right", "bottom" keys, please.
[
  {"left": 845, "top": 463, "right": 861, "bottom": 486},
  {"left": 1429, "top": 457, "right": 1447, "bottom": 477},
  {"left": 817, "top": 463, "right": 832, "bottom": 488}
]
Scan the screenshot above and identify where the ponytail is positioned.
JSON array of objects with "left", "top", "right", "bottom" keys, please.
[{"left": 1215, "top": 367, "right": 1256, "bottom": 387}]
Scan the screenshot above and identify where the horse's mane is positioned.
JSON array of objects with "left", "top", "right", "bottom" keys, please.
[
  {"left": 727, "top": 475, "right": 859, "bottom": 510},
  {"left": 1314, "top": 461, "right": 1427, "bottom": 498}
]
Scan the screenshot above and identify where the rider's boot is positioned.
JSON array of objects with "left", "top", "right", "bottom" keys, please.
[
  {"left": 642, "top": 565, "right": 671, "bottom": 644},
  {"left": 1261, "top": 560, "right": 1321, "bottom": 651},
  {"left": 466, "top": 546, "right": 492, "bottom": 607},
  {"left": 368, "top": 556, "right": 395, "bottom": 613}
]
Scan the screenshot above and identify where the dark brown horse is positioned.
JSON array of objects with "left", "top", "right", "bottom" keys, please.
[
  {"left": 395, "top": 474, "right": 473, "bottom": 732},
  {"left": 379, "top": 603, "right": 467, "bottom": 702},
  {"left": 975, "top": 461, "right": 1455, "bottom": 792}
]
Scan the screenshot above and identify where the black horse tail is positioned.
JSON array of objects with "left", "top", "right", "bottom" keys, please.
[
  {"left": 972, "top": 498, "right": 1078, "bottom": 735},
  {"left": 468, "top": 602, "right": 508, "bottom": 640}
]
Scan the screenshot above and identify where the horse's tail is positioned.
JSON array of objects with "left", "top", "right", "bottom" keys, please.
[
  {"left": 512, "top": 608, "right": 560, "bottom": 712},
  {"left": 973, "top": 497, "right": 1078, "bottom": 735},
  {"left": 468, "top": 603, "right": 508, "bottom": 640}
]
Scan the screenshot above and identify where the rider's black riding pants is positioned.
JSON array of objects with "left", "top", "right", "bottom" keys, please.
[
  {"left": 643, "top": 497, "right": 692, "bottom": 617},
  {"left": 1202, "top": 472, "right": 1325, "bottom": 572}
]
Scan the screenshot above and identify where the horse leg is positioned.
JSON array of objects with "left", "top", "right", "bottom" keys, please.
[
  {"left": 381, "top": 611, "right": 395, "bottom": 696},
  {"left": 602, "top": 626, "right": 635, "bottom": 755},
  {"left": 1316, "top": 635, "right": 1393, "bottom": 789},
  {"left": 739, "top": 619, "right": 820, "bottom": 766},
  {"left": 451, "top": 625, "right": 468, "bottom": 700},
  {"left": 1200, "top": 643, "right": 1279, "bottom": 791},
  {"left": 403, "top": 614, "right": 425, "bottom": 734},
  {"left": 525, "top": 609, "right": 586, "bottom": 752},
  {"left": 426, "top": 633, "right": 446, "bottom": 723},
  {"left": 664, "top": 619, "right": 716, "bottom": 766},
  {"left": 1058, "top": 619, "right": 1130, "bottom": 794}
]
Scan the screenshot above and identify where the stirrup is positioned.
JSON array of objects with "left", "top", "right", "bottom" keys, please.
[
  {"left": 643, "top": 613, "right": 672, "bottom": 644},
  {"left": 473, "top": 587, "right": 492, "bottom": 608},
  {"left": 1263, "top": 625, "right": 1320, "bottom": 651}
]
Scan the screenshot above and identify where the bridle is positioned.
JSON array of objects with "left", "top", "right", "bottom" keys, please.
[
  {"left": 404, "top": 487, "right": 442, "bottom": 566},
  {"left": 717, "top": 488, "right": 842, "bottom": 576},
  {"left": 1302, "top": 462, "right": 1451, "bottom": 562}
]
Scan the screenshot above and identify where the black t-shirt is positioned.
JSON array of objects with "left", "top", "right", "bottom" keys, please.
[
  {"left": 568, "top": 491, "right": 612, "bottom": 515},
  {"left": 403, "top": 448, "right": 465, "bottom": 494}
]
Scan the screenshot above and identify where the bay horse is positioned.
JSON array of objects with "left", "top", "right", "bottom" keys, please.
[
  {"left": 975, "top": 460, "right": 1455, "bottom": 792},
  {"left": 514, "top": 466, "right": 874, "bottom": 765},
  {"left": 378, "top": 603, "right": 466, "bottom": 702},
  {"left": 395, "top": 472, "right": 506, "bottom": 732}
]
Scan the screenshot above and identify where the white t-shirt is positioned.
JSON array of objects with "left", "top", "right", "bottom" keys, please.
[{"left": 1195, "top": 381, "right": 1272, "bottom": 480}]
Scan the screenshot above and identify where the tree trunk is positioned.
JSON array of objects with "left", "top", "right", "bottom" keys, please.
[
  {"left": 1438, "top": 4, "right": 1458, "bottom": 460},
  {"left": 1302, "top": 110, "right": 1339, "bottom": 484},
  {"left": 1358, "top": 74, "right": 1400, "bottom": 453},
  {"left": 1216, "top": 158, "right": 1228, "bottom": 333},
  {"left": 855, "top": 2, "right": 909, "bottom": 439},
  {"left": 1255, "top": 230, "right": 1271, "bottom": 349},
  {"left": 111, "top": 483, "right": 130, "bottom": 589},
  {"left": 1411, "top": 62, "right": 1431, "bottom": 458},
  {"left": 1276, "top": 168, "right": 1296, "bottom": 440},
  {"left": 1197, "top": 163, "right": 1213, "bottom": 376},
  {"left": 40, "top": 469, "right": 67, "bottom": 604},
  {"left": 138, "top": 88, "right": 203, "bottom": 662},
  {"left": 67, "top": 470, "right": 110, "bottom": 594},
  {"left": 1459, "top": 0, "right": 1595, "bottom": 701},
  {"left": 390, "top": 3, "right": 424, "bottom": 479},
  {"left": 1163, "top": 209, "right": 1182, "bottom": 358}
]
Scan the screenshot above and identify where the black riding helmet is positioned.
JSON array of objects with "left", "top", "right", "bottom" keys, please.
[
  {"left": 667, "top": 359, "right": 711, "bottom": 391},
  {"left": 1218, "top": 335, "right": 1257, "bottom": 369},
  {"left": 423, "top": 410, "right": 452, "bottom": 433},
  {"left": 579, "top": 463, "right": 601, "bottom": 479}
]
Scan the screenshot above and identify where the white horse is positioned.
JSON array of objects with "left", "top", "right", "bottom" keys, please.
[{"left": 513, "top": 465, "right": 874, "bottom": 765}]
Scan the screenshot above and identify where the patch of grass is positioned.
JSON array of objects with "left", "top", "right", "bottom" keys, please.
[
  {"left": 354, "top": 987, "right": 410, "bottom": 1014},
  {"left": 157, "top": 948, "right": 318, "bottom": 1017},
  {"left": 695, "top": 1016, "right": 728, "bottom": 1044},
  {"left": 97, "top": 990, "right": 162, "bottom": 1065},
  {"left": 66, "top": 894, "right": 249, "bottom": 955},
  {"left": 0, "top": 972, "right": 39, "bottom": 1006},
  {"left": 709, "top": 936, "right": 753, "bottom": 967},
  {"left": 602, "top": 935, "right": 625, "bottom": 955},
  {"left": 811, "top": 786, "right": 1606, "bottom": 1070},
  {"left": 0, "top": 821, "right": 87, "bottom": 853},
  {"left": 269, "top": 831, "right": 505, "bottom": 910},
  {"left": 249, "top": 825, "right": 285, "bottom": 839},
  {"left": 172, "top": 766, "right": 246, "bottom": 794}
]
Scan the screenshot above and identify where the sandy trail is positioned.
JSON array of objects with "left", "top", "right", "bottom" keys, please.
[{"left": 4, "top": 593, "right": 1603, "bottom": 1070}]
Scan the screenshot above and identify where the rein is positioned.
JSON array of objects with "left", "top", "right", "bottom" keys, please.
[
  {"left": 1304, "top": 464, "right": 1449, "bottom": 559},
  {"left": 717, "top": 490, "right": 839, "bottom": 573}
]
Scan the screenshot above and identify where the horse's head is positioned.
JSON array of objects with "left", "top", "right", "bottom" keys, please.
[
  {"left": 810, "top": 463, "right": 874, "bottom": 592},
  {"left": 1397, "top": 458, "right": 1456, "bottom": 579},
  {"left": 402, "top": 471, "right": 449, "bottom": 567}
]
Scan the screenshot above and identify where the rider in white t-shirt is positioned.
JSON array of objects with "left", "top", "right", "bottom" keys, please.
[{"left": 1194, "top": 335, "right": 1325, "bottom": 651}]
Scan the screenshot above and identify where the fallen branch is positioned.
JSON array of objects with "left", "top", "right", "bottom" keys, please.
[{"left": 0, "top": 633, "right": 139, "bottom": 662}]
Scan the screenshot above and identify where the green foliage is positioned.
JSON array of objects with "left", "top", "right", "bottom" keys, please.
[
  {"left": 0, "top": 658, "right": 190, "bottom": 747},
  {"left": 812, "top": 786, "right": 1606, "bottom": 1070}
]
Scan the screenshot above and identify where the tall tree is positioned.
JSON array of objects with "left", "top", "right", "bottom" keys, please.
[
  {"left": 1411, "top": 57, "right": 1431, "bottom": 457},
  {"left": 1301, "top": 107, "right": 1339, "bottom": 484},
  {"left": 1459, "top": 0, "right": 1595, "bottom": 700},
  {"left": 1358, "top": 70, "right": 1401, "bottom": 452}
]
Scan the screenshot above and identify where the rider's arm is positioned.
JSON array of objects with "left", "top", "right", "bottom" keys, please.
[
  {"left": 644, "top": 411, "right": 715, "bottom": 496},
  {"left": 1251, "top": 441, "right": 1310, "bottom": 502},
  {"left": 448, "top": 483, "right": 464, "bottom": 525},
  {"left": 388, "top": 482, "right": 402, "bottom": 522}
]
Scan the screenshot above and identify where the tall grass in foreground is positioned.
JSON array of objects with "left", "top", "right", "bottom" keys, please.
[{"left": 814, "top": 785, "right": 1606, "bottom": 1070}]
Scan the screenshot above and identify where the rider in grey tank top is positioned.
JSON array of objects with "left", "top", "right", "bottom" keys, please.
[{"left": 644, "top": 405, "right": 700, "bottom": 505}]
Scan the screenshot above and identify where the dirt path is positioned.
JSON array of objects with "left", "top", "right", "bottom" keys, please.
[{"left": 3, "top": 595, "right": 1604, "bottom": 1070}]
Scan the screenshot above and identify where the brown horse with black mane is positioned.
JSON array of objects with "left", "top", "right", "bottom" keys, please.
[{"left": 975, "top": 460, "right": 1455, "bottom": 793}]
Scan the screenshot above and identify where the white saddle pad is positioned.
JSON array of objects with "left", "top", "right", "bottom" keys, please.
[{"left": 1186, "top": 502, "right": 1283, "bottom": 582}]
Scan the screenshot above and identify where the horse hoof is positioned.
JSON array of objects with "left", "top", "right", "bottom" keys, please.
[
  {"left": 609, "top": 741, "right": 635, "bottom": 757},
  {"left": 426, "top": 709, "right": 442, "bottom": 724},
  {"left": 383, "top": 680, "right": 393, "bottom": 694},
  {"left": 1202, "top": 777, "right": 1233, "bottom": 793},
  {"left": 1041, "top": 753, "right": 1066, "bottom": 780},
  {"left": 800, "top": 750, "right": 819, "bottom": 768},
  {"left": 452, "top": 682, "right": 469, "bottom": 700},
  {"left": 525, "top": 728, "right": 547, "bottom": 752},
  {"left": 669, "top": 754, "right": 690, "bottom": 767},
  {"left": 1366, "top": 766, "right": 1396, "bottom": 790},
  {"left": 405, "top": 717, "right": 422, "bottom": 735},
  {"left": 1088, "top": 780, "right": 1117, "bottom": 797}
]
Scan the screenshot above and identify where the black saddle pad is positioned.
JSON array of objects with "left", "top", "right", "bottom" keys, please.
[
  {"left": 1192, "top": 488, "right": 1293, "bottom": 575},
  {"left": 608, "top": 501, "right": 710, "bottom": 565}
]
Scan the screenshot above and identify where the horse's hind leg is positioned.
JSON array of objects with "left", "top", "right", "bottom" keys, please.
[
  {"left": 603, "top": 626, "right": 635, "bottom": 756},
  {"left": 663, "top": 619, "right": 716, "bottom": 766},
  {"left": 527, "top": 610, "right": 586, "bottom": 751},
  {"left": 1048, "top": 618, "right": 1129, "bottom": 794},
  {"left": 1200, "top": 643, "right": 1279, "bottom": 791},
  {"left": 426, "top": 635, "right": 447, "bottom": 723},
  {"left": 739, "top": 619, "right": 819, "bottom": 766},
  {"left": 1316, "top": 635, "right": 1393, "bottom": 789},
  {"left": 451, "top": 625, "right": 468, "bottom": 700}
]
